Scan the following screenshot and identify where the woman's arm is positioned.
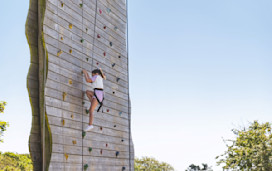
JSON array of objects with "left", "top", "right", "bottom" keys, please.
[{"left": 83, "top": 69, "right": 93, "bottom": 83}]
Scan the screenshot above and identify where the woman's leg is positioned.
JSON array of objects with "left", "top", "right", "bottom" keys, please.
[
  {"left": 88, "top": 97, "right": 98, "bottom": 125},
  {"left": 86, "top": 90, "right": 94, "bottom": 101}
]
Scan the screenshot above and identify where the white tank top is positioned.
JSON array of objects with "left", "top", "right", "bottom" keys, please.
[{"left": 92, "top": 75, "right": 104, "bottom": 89}]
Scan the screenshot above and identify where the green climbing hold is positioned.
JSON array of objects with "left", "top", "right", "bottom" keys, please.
[
  {"left": 86, "top": 58, "right": 89, "bottom": 61},
  {"left": 86, "top": 109, "right": 89, "bottom": 114},
  {"left": 81, "top": 39, "right": 84, "bottom": 43},
  {"left": 106, "top": 8, "right": 111, "bottom": 13},
  {"left": 119, "top": 111, "right": 122, "bottom": 116},
  {"left": 109, "top": 42, "right": 113, "bottom": 47},
  {"left": 82, "top": 131, "right": 86, "bottom": 138},
  {"left": 116, "top": 78, "right": 120, "bottom": 82},
  {"left": 79, "top": 3, "right": 83, "bottom": 7},
  {"left": 84, "top": 164, "right": 88, "bottom": 170},
  {"left": 82, "top": 101, "right": 85, "bottom": 105},
  {"left": 88, "top": 147, "right": 92, "bottom": 152}
]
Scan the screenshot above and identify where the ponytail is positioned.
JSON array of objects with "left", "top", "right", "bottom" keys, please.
[{"left": 92, "top": 68, "right": 106, "bottom": 80}]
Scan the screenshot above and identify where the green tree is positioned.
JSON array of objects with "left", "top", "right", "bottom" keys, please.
[
  {"left": 185, "top": 163, "right": 213, "bottom": 171},
  {"left": 0, "top": 101, "right": 8, "bottom": 143},
  {"left": 135, "top": 156, "right": 174, "bottom": 171},
  {"left": 0, "top": 152, "right": 33, "bottom": 171},
  {"left": 216, "top": 120, "right": 272, "bottom": 171}
]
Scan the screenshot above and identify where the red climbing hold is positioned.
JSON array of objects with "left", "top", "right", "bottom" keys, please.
[
  {"left": 107, "top": 109, "right": 109, "bottom": 112},
  {"left": 104, "top": 26, "right": 107, "bottom": 29},
  {"left": 100, "top": 149, "right": 103, "bottom": 155},
  {"left": 106, "top": 143, "right": 108, "bottom": 147},
  {"left": 96, "top": 62, "right": 99, "bottom": 65},
  {"left": 97, "top": 34, "right": 101, "bottom": 38},
  {"left": 103, "top": 52, "right": 106, "bottom": 56},
  {"left": 100, "top": 127, "right": 103, "bottom": 131},
  {"left": 99, "top": 9, "right": 102, "bottom": 14}
]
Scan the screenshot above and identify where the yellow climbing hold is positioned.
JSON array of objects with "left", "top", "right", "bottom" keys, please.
[
  {"left": 68, "top": 79, "right": 73, "bottom": 84},
  {"left": 71, "top": 114, "right": 74, "bottom": 119},
  {"left": 72, "top": 140, "right": 77, "bottom": 145},
  {"left": 60, "top": 36, "right": 63, "bottom": 40},
  {"left": 61, "top": 2, "right": 64, "bottom": 7},
  {"left": 69, "top": 23, "right": 73, "bottom": 29},
  {"left": 64, "top": 153, "right": 69, "bottom": 160},
  {"left": 57, "top": 50, "right": 63, "bottom": 57},
  {"left": 63, "top": 92, "right": 67, "bottom": 101},
  {"left": 69, "top": 49, "right": 72, "bottom": 53},
  {"left": 62, "top": 119, "right": 65, "bottom": 126}
]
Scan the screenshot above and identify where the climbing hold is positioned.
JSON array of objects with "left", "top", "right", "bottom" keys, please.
[
  {"left": 112, "top": 63, "right": 116, "bottom": 67},
  {"left": 72, "top": 140, "right": 77, "bottom": 145},
  {"left": 57, "top": 50, "right": 63, "bottom": 57},
  {"left": 80, "top": 39, "right": 84, "bottom": 43},
  {"left": 88, "top": 147, "right": 92, "bottom": 152},
  {"left": 118, "top": 55, "right": 121, "bottom": 58},
  {"left": 62, "top": 119, "right": 65, "bottom": 126},
  {"left": 109, "top": 42, "right": 113, "bottom": 47},
  {"left": 99, "top": 9, "right": 102, "bottom": 14},
  {"left": 68, "top": 79, "right": 73, "bottom": 84},
  {"left": 100, "top": 127, "right": 103, "bottom": 131},
  {"left": 86, "top": 58, "right": 89, "bottom": 61},
  {"left": 64, "top": 153, "right": 69, "bottom": 160},
  {"left": 116, "top": 77, "right": 120, "bottom": 82},
  {"left": 103, "top": 52, "right": 106, "bottom": 56},
  {"left": 121, "top": 139, "right": 124, "bottom": 142},
  {"left": 113, "top": 91, "right": 115, "bottom": 94},
  {"left": 122, "top": 166, "right": 126, "bottom": 171},
  {"left": 79, "top": 3, "right": 83, "bottom": 7},
  {"left": 84, "top": 164, "right": 88, "bottom": 170},
  {"left": 60, "top": 36, "right": 63, "bottom": 40},
  {"left": 106, "top": 8, "right": 111, "bottom": 13},
  {"left": 106, "top": 143, "right": 108, "bottom": 147},
  {"left": 97, "top": 34, "right": 101, "bottom": 38},
  {"left": 100, "top": 149, "right": 103, "bottom": 155},
  {"left": 104, "top": 26, "right": 107, "bottom": 29},
  {"left": 63, "top": 92, "right": 67, "bottom": 101},
  {"left": 69, "top": 49, "right": 72, "bottom": 53},
  {"left": 114, "top": 125, "right": 116, "bottom": 127},
  {"left": 69, "top": 23, "right": 73, "bottom": 29},
  {"left": 114, "top": 26, "right": 118, "bottom": 31},
  {"left": 107, "top": 109, "right": 109, "bottom": 112},
  {"left": 86, "top": 109, "right": 89, "bottom": 114},
  {"left": 82, "top": 101, "right": 85, "bottom": 105},
  {"left": 82, "top": 131, "right": 86, "bottom": 138},
  {"left": 71, "top": 114, "right": 74, "bottom": 119},
  {"left": 96, "top": 62, "right": 99, "bottom": 65},
  {"left": 86, "top": 28, "right": 88, "bottom": 32},
  {"left": 61, "top": 2, "right": 64, "bottom": 7},
  {"left": 116, "top": 151, "right": 120, "bottom": 157},
  {"left": 119, "top": 111, "right": 122, "bottom": 116}
]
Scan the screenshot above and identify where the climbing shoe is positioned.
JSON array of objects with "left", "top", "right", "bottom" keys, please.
[{"left": 84, "top": 125, "right": 94, "bottom": 132}]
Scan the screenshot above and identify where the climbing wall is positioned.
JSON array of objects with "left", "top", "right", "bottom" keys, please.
[{"left": 26, "top": 0, "right": 134, "bottom": 170}]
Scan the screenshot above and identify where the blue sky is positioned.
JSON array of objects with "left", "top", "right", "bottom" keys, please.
[{"left": 1, "top": 0, "right": 272, "bottom": 170}]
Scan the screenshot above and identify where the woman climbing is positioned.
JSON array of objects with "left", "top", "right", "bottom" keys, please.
[{"left": 82, "top": 68, "right": 106, "bottom": 132}]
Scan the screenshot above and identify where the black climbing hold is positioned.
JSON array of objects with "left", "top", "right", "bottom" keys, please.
[
  {"left": 86, "top": 28, "right": 88, "bottom": 32},
  {"left": 112, "top": 63, "right": 116, "bottom": 67},
  {"left": 86, "top": 58, "right": 89, "bottom": 61},
  {"left": 80, "top": 39, "right": 84, "bottom": 43},
  {"left": 114, "top": 26, "right": 118, "bottom": 31},
  {"left": 118, "top": 55, "right": 121, "bottom": 58},
  {"left": 122, "top": 166, "right": 126, "bottom": 171},
  {"left": 82, "top": 101, "right": 85, "bottom": 105},
  {"left": 88, "top": 147, "right": 92, "bottom": 152},
  {"left": 121, "top": 139, "right": 124, "bottom": 142},
  {"left": 116, "top": 151, "right": 119, "bottom": 157},
  {"left": 113, "top": 91, "right": 115, "bottom": 94},
  {"left": 82, "top": 131, "right": 86, "bottom": 138},
  {"left": 116, "top": 78, "right": 120, "bottom": 82},
  {"left": 106, "top": 143, "right": 108, "bottom": 147},
  {"left": 84, "top": 164, "right": 88, "bottom": 170},
  {"left": 100, "top": 127, "right": 103, "bottom": 131},
  {"left": 114, "top": 125, "right": 116, "bottom": 127},
  {"left": 86, "top": 109, "right": 89, "bottom": 114},
  {"left": 109, "top": 42, "right": 113, "bottom": 47}
]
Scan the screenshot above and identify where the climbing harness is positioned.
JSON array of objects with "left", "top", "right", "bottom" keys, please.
[{"left": 93, "top": 88, "right": 104, "bottom": 112}]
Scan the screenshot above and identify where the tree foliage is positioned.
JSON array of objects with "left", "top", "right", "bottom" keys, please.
[
  {"left": 216, "top": 121, "right": 272, "bottom": 171},
  {"left": 0, "top": 101, "right": 8, "bottom": 143},
  {"left": 135, "top": 156, "right": 174, "bottom": 171},
  {"left": 185, "top": 163, "right": 212, "bottom": 171},
  {"left": 0, "top": 152, "right": 33, "bottom": 171}
]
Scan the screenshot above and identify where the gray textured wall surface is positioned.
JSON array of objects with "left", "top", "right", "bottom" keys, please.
[{"left": 26, "top": 0, "right": 134, "bottom": 170}]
